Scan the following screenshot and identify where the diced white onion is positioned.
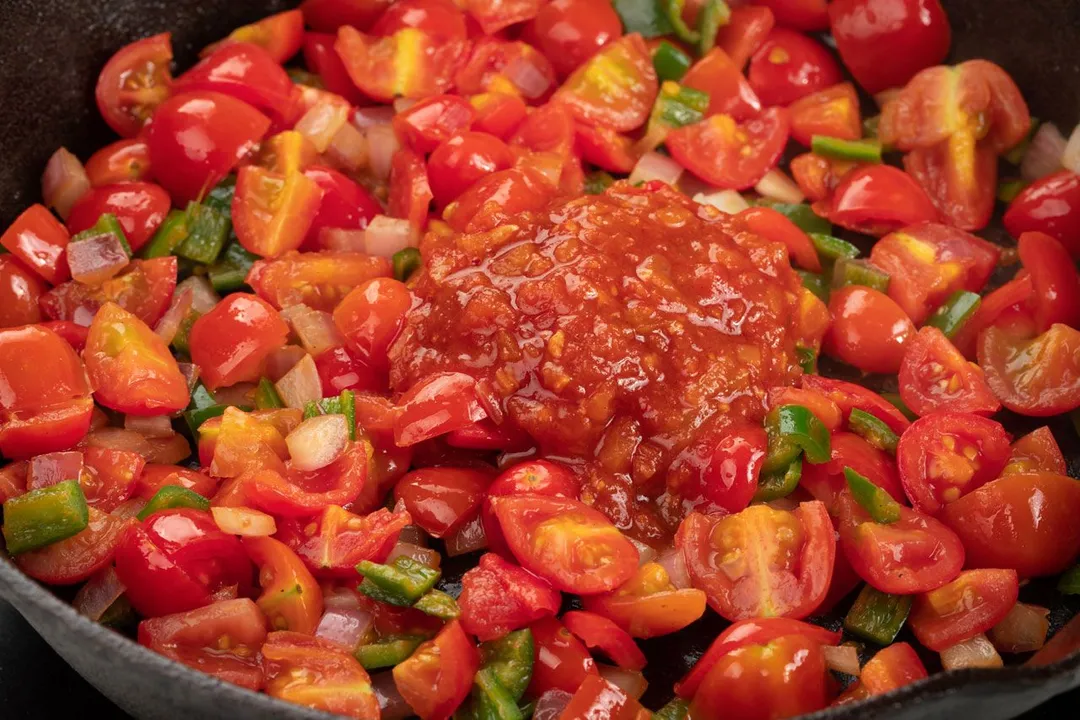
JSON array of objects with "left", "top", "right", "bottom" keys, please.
[
  {"left": 320, "top": 228, "right": 369, "bottom": 252},
  {"left": 628, "top": 538, "right": 658, "bottom": 566},
  {"left": 364, "top": 215, "right": 418, "bottom": 257},
  {"left": 67, "top": 232, "right": 130, "bottom": 286},
  {"left": 154, "top": 288, "right": 194, "bottom": 346},
  {"left": 629, "top": 151, "right": 684, "bottom": 186},
  {"left": 1021, "top": 122, "right": 1066, "bottom": 181},
  {"left": 316, "top": 608, "right": 373, "bottom": 652},
  {"left": 264, "top": 345, "right": 310, "bottom": 382},
  {"left": 124, "top": 414, "right": 175, "bottom": 439},
  {"left": 176, "top": 276, "right": 221, "bottom": 314},
  {"left": 598, "top": 665, "right": 648, "bottom": 700},
  {"left": 505, "top": 56, "right": 552, "bottom": 100},
  {"left": 354, "top": 106, "right": 396, "bottom": 130},
  {"left": 393, "top": 97, "right": 418, "bottom": 114},
  {"left": 72, "top": 567, "right": 126, "bottom": 621},
  {"left": 657, "top": 546, "right": 691, "bottom": 590},
  {"left": 693, "top": 189, "right": 751, "bottom": 215},
  {"left": 366, "top": 124, "right": 400, "bottom": 182},
  {"left": 42, "top": 147, "right": 90, "bottom": 220},
  {"left": 281, "top": 304, "right": 345, "bottom": 357},
  {"left": 323, "top": 586, "right": 363, "bottom": 611},
  {"left": 211, "top": 506, "right": 278, "bottom": 537},
  {"left": 940, "top": 634, "right": 1003, "bottom": 670},
  {"left": 1061, "top": 124, "right": 1080, "bottom": 174},
  {"left": 533, "top": 690, "right": 573, "bottom": 720},
  {"left": 823, "top": 645, "right": 862, "bottom": 676},
  {"left": 286, "top": 413, "right": 349, "bottom": 471},
  {"left": 327, "top": 122, "right": 369, "bottom": 173},
  {"left": 296, "top": 101, "right": 351, "bottom": 153},
  {"left": 274, "top": 353, "right": 323, "bottom": 409},
  {"left": 754, "top": 168, "right": 805, "bottom": 204},
  {"left": 988, "top": 602, "right": 1050, "bottom": 654}
]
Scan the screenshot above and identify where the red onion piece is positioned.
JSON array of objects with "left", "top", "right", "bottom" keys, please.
[
  {"left": 396, "top": 524, "right": 428, "bottom": 546},
  {"left": 365, "top": 215, "right": 418, "bottom": 257},
  {"left": 286, "top": 414, "right": 350, "bottom": 471},
  {"left": 67, "top": 232, "right": 130, "bottom": 286},
  {"left": 124, "top": 414, "right": 175, "bottom": 439},
  {"left": 598, "top": 665, "right": 649, "bottom": 700},
  {"left": 323, "top": 586, "right": 363, "bottom": 612},
  {"left": 178, "top": 362, "right": 201, "bottom": 391},
  {"left": 212, "top": 382, "right": 256, "bottom": 407},
  {"left": 989, "top": 602, "right": 1050, "bottom": 654},
  {"left": 297, "top": 101, "right": 351, "bottom": 153},
  {"left": 42, "top": 147, "right": 90, "bottom": 220},
  {"left": 629, "top": 151, "right": 683, "bottom": 186},
  {"left": 315, "top": 608, "right": 373, "bottom": 652},
  {"left": 505, "top": 56, "right": 552, "bottom": 100},
  {"left": 154, "top": 287, "right": 194, "bottom": 346},
  {"left": 1021, "top": 122, "right": 1066, "bottom": 181},
  {"left": 274, "top": 354, "right": 322, "bottom": 409},
  {"left": 371, "top": 671, "right": 413, "bottom": 720},
  {"left": 211, "top": 506, "right": 278, "bottom": 537},
  {"left": 72, "top": 566, "right": 126, "bottom": 621},
  {"left": 940, "top": 634, "right": 1003, "bottom": 670},
  {"left": 264, "top": 345, "right": 309, "bottom": 382},
  {"left": 533, "top": 690, "right": 573, "bottom": 720},
  {"left": 366, "top": 124, "right": 400, "bottom": 182},
  {"left": 354, "top": 106, "right": 396, "bottom": 130},
  {"left": 445, "top": 514, "right": 488, "bottom": 557},
  {"left": 628, "top": 538, "right": 658, "bottom": 566},
  {"left": 657, "top": 546, "right": 691, "bottom": 590},
  {"left": 176, "top": 276, "right": 220, "bottom": 314}
]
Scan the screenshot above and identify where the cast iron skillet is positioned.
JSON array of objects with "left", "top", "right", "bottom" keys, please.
[{"left": 1, "top": 1, "right": 1080, "bottom": 718}]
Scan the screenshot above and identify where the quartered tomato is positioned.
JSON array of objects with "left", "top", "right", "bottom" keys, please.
[
  {"left": 395, "top": 467, "right": 492, "bottom": 538},
  {"left": 801, "top": 376, "right": 911, "bottom": 435},
  {"left": 790, "top": 152, "right": 857, "bottom": 202},
  {"left": 800, "top": 432, "right": 905, "bottom": 513},
  {"left": 1018, "top": 231, "right": 1080, "bottom": 332},
  {"left": 898, "top": 327, "right": 1000, "bottom": 417},
  {"left": 563, "top": 675, "right": 650, "bottom": 720},
  {"left": 904, "top": 135, "right": 997, "bottom": 231},
  {"left": 15, "top": 507, "right": 135, "bottom": 585},
  {"left": 95, "top": 33, "right": 174, "bottom": 137},
  {"left": 300, "top": 34, "right": 364, "bottom": 106},
  {"left": 681, "top": 48, "right": 762, "bottom": 121},
  {"left": 951, "top": 273, "right": 1034, "bottom": 359},
  {"left": 748, "top": 29, "right": 842, "bottom": 107},
  {"left": 573, "top": 123, "right": 637, "bottom": 174},
  {"left": 908, "top": 569, "right": 1019, "bottom": 651},
  {"left": 788, "top": 82, "right": 861, "bottom": 147},
  {"left": 582, "top": 562, "right": 707, "bottom": 640},
  {"left": 482, "top": 460, "right": 579, "bottom": 556},
  {"left": 527, "top": 616, "right": 599, "bottom": 696},
  {"left": 388, "top": 148, "right": 434, "bottom": 231},
  {"left": 245, "top": 535, "right": 323, "bottom": 635},
  {"left": 280, "top": 505, "right": 410, "bottom": 578},
  {"left": 372, "top": 0, "right": 468, "bottom": 44},
  {"left": 40, "top": 256, "right": 178, "bottom": 328},
  {"left": 242, "top": 440, "right": 369, "bottom": 516},
  {"left": 1, "top": 204, "right": 72, "bottom": 285},
  {"left": 840, "top": 643, "right": 928, "bottom": 702},
  {"left": 469, "top": 92, "right": 528, "bottom": 139},
  {"left": 393, "top": 95, "right": 476, "bottom": 154},
  {"left": 248, "top": 251, "right": 390, "bottom": 312},
  {"left": 428, "top": 132, "right": 515, "bottom": 207},
  {"left": 522, "top": 0, "right": 623, "bottom": 78},
  {"left": 332, "top": 277, "right": 410, "bottom": 370},
  {"left": 562, "top": 610, "right": 646, "bottom": 671},
  {"left": 233, "top": 166, "right": 324, "bottom": 258},
  {"left": 458, "top": 552, "right": 561, "bottom": 641},
  {"left": 335, "top": 26, "right": 463, "bottom": 103},
  {"left": 1004, "top": 170, "right": 1080, "bottom": 259},
  {"left": 188, "top": 293, "right": 289, "bottom": 390},
  {"left": 977, "top": 321, "right": 1080, "bottom": 416},
  {"left": 667, "top": 108, "right": 790, "bottom": 190},
  {"left": 940, "top": 472, "right": 1080, "bottom": 578},
  {"left": 204, "top": 10, "right": 305, "bottom": 64},
  {"left": 715, "top": 6, "right": 776, "bottom": 70},
  {"left": 85, "top": 139, "right": 153, "bottom": 187},
  {"left": 454, "top": 38, "right": 557, "bottom": 101},
  {"left": 815, "top": 165, "right": 939, "bottom": 236},
  {"left": 1003, "top": 426, "right": 1067, "bottom": 476},
  {"left": 464, "top": 0, "right": 541, "bottom": 35},
  {"left": 262, "top": 631, "right": 380, "bottom": 719},
  {"left": 491, "top": 494, "right": 639, "bottom": 595},
  {"left": 393, "top": 619, "right": 479, "bottom": 720},
  {"left": 825, "top": 285, "right": 916, "bottom": 375},
  {"left": 552, "top": 33, "right": 657, "bottom": 133},
  {"left": 676, "top": 502, "right": 835, "bottom": 621},
  {"left": 0, "top": 256, "right": 45, "bottom": 328}
]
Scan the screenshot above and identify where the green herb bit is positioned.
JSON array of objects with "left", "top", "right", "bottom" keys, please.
[
  {"left": 480, "top": 629, "right": 534, "bottom": 702},
  {"left": 653, "top": 40, "right": 692, "bottom": 82},
  {"left": 2, "top": 480, "right": 89, "bottom": 555},
  {"left": 844, "top": 467, "right": 901, "bottom": 524},
  {"left": 136, "top": 485, "right": 210, "bottom": 521},
  {"left": 357, "top": 556, "right": 442, "bottom": 607},
  {"left": 926, "top": 290, "right": 981, "bottom": 339},
  {"left": 848, "top": 408, "right": 899, "bottom": 454},
  {"left": 844, "top": 584, "right": 913, "bottom": 645},
  {"left": 1059, "top": 565, "right": 1080, "bottom": 595},
  {"left": 393, "top": 247, "right": 422, "bottom": 282}
]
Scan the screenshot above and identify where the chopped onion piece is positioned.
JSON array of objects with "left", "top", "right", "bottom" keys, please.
[
  {"left": 1021, "top": 122, "right": 1066, "bottom": 181},
  {"left": 372, "top": 671, "right": 413, "bottom": 720},
  {"left": 212, "top": 382, "right": 256, "bottom": 407},
  {"left": 315, "top": 608, "right": 373, "bottom": 652},
  {"left": 72, "top": 566, "right": 126, "bottom": 621},
  {"left": 86, "top": 428, "right": 191, "bottom": 464},
  {"left": 281, "top": 304, "right": 345, "bottom": 357},
  {"left": 657, "top": 546, "right": 691, "bottom": 590},
  {"left": 397, "top": 524, "right": 428, "bottom": 546},
  {"left": 177, "top": 362, "right": 201, "bottom": 392},
  {"left": 989, "top": 602, "right": 1050, "bottom": 654},
  {"left": 694, "top": 189, "right": 751, "bottom": 214},
  {"left": 154, "top": 287, "right": 194, "bottom": 346},
  {"left": 176, "top": 276, "right": 221, "bottom": 314},
  {"left": 264, "top": 345, "right": 310, "bottom": 382},
  {"left": 823, "top": 645, "right": 861, "bottom": 676},
  {"left": 67, "top": 233, "right": 129, "bottom": 286},
  {"left": 327, "top": 122, "right": 369, "bottom": 173},
  {"left": 365, "top": 215, "right": 418, "bottom": 257},
  {"left": 940, "top": 634, "right": 1003, "bottom": 670},
  {"left": 286, "top": 413, "right": 350, "bottom": 471},
  {"left": 211, "top": 506, "right": 278, "bottom": 537},
  {"left": 111, "top": 497, "right": 147, "bottom": 520},
  {"left": 124, "top": 414, "right": 175, "bottom": 439},
  {"left": 320, "top": 227, "right": 369, "bottom": 252},
  {"left": 629, "top": 151, "right": 684, "bottom": 186},
  {"left": 387, "top": 541, "right": 442, "bottom": 569},
  {"left": 296, "top": 101, "right": 351, "bottom": 153},
  {"left": 274, "top": 353, "right": 323, "bottom": 409},
  {"left": 42, "top": 147, "right": 90, "bottom": 220},
  {"left": 323, "top": 586, "right": 363, "bottom": 611},
  {"left": 445, "top": 513, "right": 488, "bottom": 557},
  {"left": 533, "top": 689, "right": 573, "bottom": 720},
  {"left": 1062, "top": 124, "right": 1080, "bottom": 174},
  {"left": 505, "top": 56, "right": 552, "bottom": 100},
  {"left": 755, "top": 168, "right": 805, "bottom": 204},
  {"left": 354, "top": 106, "right": 396, "bottom": 130},
  {"left": 629, "top": 538, "right": 658, "bottom": 566},
  {"left": 366, "top": 124, "right": 400, "bottom": 182},
  {"left": 393, "top": 97, "right": 418, "bottom": 114},
  {"left": 598, "top": 665, "right": 648, "bottom": 700}
]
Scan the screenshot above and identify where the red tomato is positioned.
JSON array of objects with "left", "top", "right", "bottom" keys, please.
[
  {"left": 454, "top": 38, "right": 557, "bottom": 102},
  {"left": 300, "top": 35, "right": 363, "bottom": 107},
  {"left": 458, "top": 552, "right": 561, "bottom": 641},
  {"left": 315, "top": 345, "right": 384, "bottom": 395},
  {"left": 825, "top": 285, "right": 915, "bottom": 375},
  {"left": 582, "top": 561, "right": 707, "bottom": 640},
  {"left": 801, "top": 376, "right": 911, "bottom": 435},
  {"left": 80, "top": 446, "right": 144, "bottom": 513},
  {"left": 676, "top": 502, "right": 835, "bottom": 621},
  {"left": 445, "top": 166, "right": 555, "bottom": 232},
  {"left": 789, "top": 82, "right": 861, "bottom": 147},
  {"left": 667, "top": 108, "right": 790, "bottom": 190},
  {"left": 574, "top": 123, "right": 637, "bottom": 174},
  {"left": 527, "top": 616, "right": 599, "bottom": 696},
  {"left": 206, "top": 10, "right": 305, "bottom": 65},
  {"left": 247, "top": 251, "right": 390, "bottom": 312},
  {"left": 332, "top": 277, "right": 410, "bottom": 369},
  {"left": 836, "top": 490, "right": 964, "bottom": 594},
  {"left": 800, "top": 432, "right": 904, "bottom": 514},
  {"left": 715, "top": 6, "right": 776, "bottom": 69},
  {"left": 335, "top": 26, "right": 463, "bottom": 103},
  {"left": 908, "top": 569, "right": 1019, "bottom": 651},
  {"left": 464, "top": 0, "right": 541, "bottom": 35},
  {"left": 904, "top": 134, "right": 997, "bottom": 231},
  {"left": 756, "top": 0, "right": 828, "bottom": 31},
  {"left": 84, "top": 302, "right": 189, "bottom": 415},
  {"left": 681, "top": 48, "right": 762, "bottom": 121},
  {"left": 395, "top": 466, "right": 492, "bottom": 538},
  {"left": 0, "top": 204, "right": 72, "bottom": 285},
  {"left": 977, "top": 321, "right": 1080, "bottom": 416},
  {"left": 0, "top": 462, "right": 27, "bottom": 504},
  {"left": 952, "top": 273, "right": 1034, "bottom": 358},
  {"left": 300, "top": 0, "right": 391, "bottom": 33},
  {"left": 552, "top": 34, "right": 657, "bottom": 133},
  {"left": 146, "top": 91, "right": 271, "bottom": 205},
  {"left": 1018, "top": 231, "right": 1080, "bottom": 332},
  {"left": 790, "top": 152, "right": 856, "bottom": 202},
  {"left": 393, "top": 372, "right": 489, "bottom": 447},
  {"left": 95, "top": 33, "right": 174, "bottom": 137},
  {"left": 302, "top": 166, "right": 382, "bottom": 248},
  {"left": 748, "top": 29, "right": 841, "bottom": 107},
  {"left": 139, "top": 598, "right": 267, "bottom": 689},
  {"left": 242, "top": 440, "right": 369, "bottom": 516},
  {"left": 372, "top": 0, "right": 467, "bottom": 44},
  {"left": 522, "top": 0, "right": 622, "bottom": 79},
  {"left": 562, "top": 610, "right": 646, "bottom": 671},
  {"left": 15, "top": 507, "right": 135, "bottom": 585},
  {"left": 244, "top": 535, "right": 322, "bottom": 634},
  {"left": 85, "top": 139, "right": 153, "bottom": 187},
  {"left": 1004, "top": 170, "right": 1080, "bottom": 259},
  {"left": 114, "top": 524, "right": 213, "bottom": 617},
  {"left": 470, "top": 92, "right": 529, "bottom": 139},
  {"left": 1004, "top": 426, "right": 1067, "bottom": 476},
  {"left": 491, "top": 494, "right": 638, "bottom": 595},
  {"left": 65, "top": 182, "right": 169, "bottom": 254},
  {"left": 815, "top": 165, "right": 940, "bottom": 236},
  {"left": 175, "top": 42, "right": 297, "bottom": 125},
  {"left": 563, "top": 675, "right": 650, "bottom": 720},
  {"left": 393, "top": 619, "right": 479, "bottom": 720},
  {"left": 40, "top": 256, "right": 177, "bottom": 328},
  {"left": 279, "top": 505, "right": 410, "bottom": 578},
  {"left": 40, "top": 321, "right": 89, "bottom": 352},
  {"left": 262, "top": 631, "right": 380, "bottom": 718},
  {"left": 428, "top": 132, "right": 515, "bottom": 207},
  {"left": 899, "top": 325, "right": 1000, "bottom": 417},
  {"left": 136, "top": 464, "right": 218, "bottom": 500},
  {"left": 0, "top": 256, "right": 45, "bottom": 328},
  {"left": 940, "top": 472, "right": 1080, "bottom": 578},
  {"left": 233, "top": 166, "right": 324, "bottom": 258},
  {"left": 668, "top": 424, "right": 766, "bottom": 516},
  {"left": 388, "top": 148, "right": 434, "bottom": 231},
  {"left": 689, "top": 633, "right": 830, "bottom": 720},
  {"left": 508, "top": 101, "right": 576, "bottom": 163},
  {"left": 188, "top": 294, "right": 288, "bottom": 390},
  {"left": 482, "top": 460, "right": 579, "bottom": 556},
  {"left": 201, "top": 407, "right": 290, "bottom": 478},
  {"left": 393, "top": 95, "right": 475, "bottom": 154},
  {"left": 768, "top": 387, "right": 843, "bottom": 431},
  {"left": 829, "top": 0, "right": 951, "bottom": 95},
  {"left": 897, "top": 412, "right": 1010, "bottom": 514}
]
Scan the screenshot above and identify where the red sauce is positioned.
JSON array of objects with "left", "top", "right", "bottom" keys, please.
[{"left": 389, "top": 183, "right": 808, "bottom": 541}]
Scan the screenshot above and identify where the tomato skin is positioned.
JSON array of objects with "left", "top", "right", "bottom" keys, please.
[
  {"left": 552, "top": 33, "right": 657, "bottom": 133},
  {"left": 977, "top": 322, "right": 1080, "bottom": 417},
  {"left": 676, "top": 502, "right": 835, "bottom": 621},
  {"left": 95, "top": 33, "right": 174, "bottom": 137},
  {"left": 208, "top": 10, "right": 305, "bottom": 65},
  {"left": 445, "top": 166, "right": 555, "bottom": 232},
  {"left": 174, "top": 42, "right": 297, "bottom": 124},
  {"left": 800, "top": 432, "right": 904, "bottom": 514},
  {"left": 428, "top": 132, "right": 515, "bottom": 207},
  {"left": 302, "top": 166, "right": 382, "bottom": 249},
  {"left": 279, "top": 505, "right": 411, "bottom": 578},
  {"left": 681, "top": 48, "right": 762, "bottom": 121},
  {"left": 140, "top": 598, "right": 268, "bottom": 690},
  {"left": 465, "top": 0, "right": 542, "bottom": 35},
  {"left": 394, "top": 95, "right": 476, "bottom": 155},
  {"left": 825, "top": 285, "right": 915, "bottom": 375},
  {"left": 899, "top": 326, "right": 1000, "bottom": 417},
  {"left": 136, "top": 464, "right": 218, "bottom": 500},
  {"left": 233, "top": 166, "right": 325, "bottom": 258},
  {"left": 1, "top": 204, "right": 72, "bottom": 285},
  {"left": 65, "top": 181, "right": 169, "bottom": 254},
  {"left": 816, "top": 165, "right": 940, "bottom": 236},
  {"left": 716, "top": 6, "right": 776, "bottom": 69},
  {"left": 262, "top": 631, "right": 380, "bottom": 718},
  {"left": 522, "top": 0, "right": 623, "bottom": 79},
  {"left": 527, "top": 616, "right": 599, "bottom": 696},
  {"left": 459, "top": 552, "right": 561, "bottom": 641},
  {"left": 316, "top": 345, "right": 385, "bottom": 395},
  {"left": 40, "top": 256, "right": 178, "bottom": 328},
  {"left": 243, "top": 440, "right": 369, "bottom": 517},
  {"left": 0, "top": 256, "right": 46, "bottom": 328},
  {"left": 829, "top": 0, "right": 951, "bottom": 95},
  {"left": 470, "top": 92, "right": 528, "bottom": 139},
  {"left": 454, "top": 38, "right": 557, "bottom": 101},
  {"left": 492, "top": 494, "right": 639, "bottom": 595},
  {"left": 333, "top": 277, "right": 411, "bottom": 369},
  {"left": 756, "top": 0, "right": 829, "bottom": 31},
  {"left": 335, "top": 26, "right": 463, "bottom": 103},
  {"left": 41, "top": 321, "right": 89, "bottom": 352},
  {"left": 1018, "top": 231, "right": 1080, "bottom": 332},
  {"left": 667, "top": 424, "right": 767, "bottom": 516},
  {"left": 300, "top": 0, "right": 391, "bottom": 33},
  {"left": 188, "top": 294, "right": 289, "bottom": 390},
  {"left": 146, "top": 91, "right": 271, "bottom": 205},
  {"left": 393, "top": 619, "right": 480, "bottom": 720},
  {"left": 748, "top": 29, "right": 842, "bottom": 108},
  {"left": 394, "top": 467, "right": 492, "bottom": 538},
  {"left": 482, "top": 460, "right": 579, "bottom": 556},
  {"left": 904, "top": 135, "right": 997, "bottom": 232},
  {"left": 301, "top": 34, "right": 366, "bottom": 106},
  {"left": 1004, "top": 427, "right": 1067, "bottom": 476},
  {"left": 1004, "top": 170, "right": 1080, "bottom": 259},
  {"left": 562, "top": 610, "right": 646, "bottom": 671},
  {"left": 574, "top": 123, "right": 638, "bottom": 174},
  {"left": 15, "top": 508, "right": 136, "bottom": 585},
  {"left": 582, "top": 562, "right": 707, "bottom": 640},
  {"left": 667, "top": 108, "right": 791, "bottom": 190},
  {"left": 789, "top": 82, "right": 862, "bottom": 148},
  {"left": 372, "top": 0, "right": 468, "bottom": 44},
  {"left": 388, "top": 148, "right": 434, "bottom": 231},
  {"left": 245, "top": 535, "right": 323, "bottom": 635},
  {"left": 940, "top": 472, "right": 1080, "bottom": 578},
  {"left": 908, "top": 569, "right": 1019, "bottom": 652},
  {"left": 689, "top": 633, "right": 830, "bottom": 720},
  {"left": 86, "top": 139, "right": 153, "bottom": 186},
  {"left": 113, "top": 525, "right": 214, "bottom": 618}
]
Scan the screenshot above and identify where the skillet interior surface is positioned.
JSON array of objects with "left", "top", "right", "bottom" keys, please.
[{"left": 1, "top": 0, "right": 1079, "bottom": 718}]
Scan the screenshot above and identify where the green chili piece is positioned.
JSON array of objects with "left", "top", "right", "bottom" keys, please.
[
  {"left": 880, "top": 392, "right": 918, "bottom": 422},
  {"left": 809, "top": 233, "right": 860, "bottom": 262},
  {"left": 753, "top": 457, "right": 803, "bottom": 503},
  {"left": 339, "top": 390, "right": 357, "bottom": 440},
  {"left": 2, "top": 480, "right": 89, "bottom": 555},
  {"left": 757, "top": 202, "right": 833, "bottom": 235},
  {"left": 208, "top": 242, "right": 259, "bottom": 293},
  {"left": 480, "top": 629, "right": 534, "bottom": 701},
  {"left": 663, "top": 0, "right": 701, "bottom": 44},
  {"left": 136, "top": 486, "right": 210, "bottom": 521},
  {"left": 795, "top": 345, "right": 818, "bottom": 375},
  {"left": 584, "top": 171, "right": 617, "bottom": 195},
  {"left": 142, "top": 209, "right": 189, "bottom": 259},
  {"left": 613, "top": 0, "right": 675, "bottom": 37},
  {"left": 357, "top": 556, "right": 442, "bottom": 607},
  {"left": 769, "top": 404, "right": 831, "bottom": 465},
  {"left": 831, "top": 258, "right": 890, "bottom": 293},
  {"left": 811, "top": 136, "right": 883, "bottom": 164},
  {"left": 204, "top": 176, "right": 237, "bottom": 214},
  {"left": 925, "top": 290, "right": 981, "bottom": 339},
  {"left": 848, "top": 408, "right": 899, "bottom": 454},
  {"left": 392, "top": 247, "right": 422, "bottom": 282},
  {"left": 355, "top": 635, "right": 425, "bottom": 670},
  {"left": 844, "top": 467, "right": 901, "bottom": 524},
  {"left": 176, "top": 202, "right": 230, "bottom": 265},
  {"left": 470, "top": 668, "right": 524, "bottom": 720},
  {"left": 696, "top": 0, "right": 731, "bottom": 56},
  {"left": 844, "top": 584, "right": 913, "bottom": 644},
  {"left": 653, "top": 40, "right": 692, "bottom": 82},
  {"left": 72, "top": 213, "right": 133, "bottom": 257},
  {"left": 997, "top": 178, "right": 1028, "bottom": 203},
  {"left": 189, "top": 382, "right": 217, "bottom": 410},
  {"left": 184, "top": 403, "right": 232, "bottom": 433},
  {"left": 303, "top": 401, "right": 321, "bottom": 420},
  {"left": 654, "top": 698, "right": 690, "bottom": 720},
  {"left": 652, "top": 82, "right": 710, "bottom": 130},
  {"left": 255, "top": 377, "right": 285, "bottom": 410},
  {"left": 797, "top": 270, "right": 829, "bottom": 302},
  {"left": 414, "top": 589, "right": 460, "bottom": 620},
  {"left": 1058, "top": 565, "right": 1080, "bottom": 594},
  {"left": 171, "top": 311, "right": 200, "bottom": 355}
]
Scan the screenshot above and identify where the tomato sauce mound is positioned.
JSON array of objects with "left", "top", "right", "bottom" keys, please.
[{"left": 389, "top": 182, "right": 807, "bottom": 541}]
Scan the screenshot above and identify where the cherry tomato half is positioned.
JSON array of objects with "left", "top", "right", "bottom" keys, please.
[
  {"left": 815, "top": 165, "right": 939, "bottom": 236},
  {"left": 1018, "top": 231, "right": 1080, "bottom": 332},
  {"left": 1, "top": 204, "right": 72, "bottom": 285},
  {"left": 1004, "top": 170, "right": 1080, "bottom": 259},
  {"left": 552, "top": 33, "right": 657, "bottom": 133},
  {"left": 899, "top": 326, "right": 1000, "bottom": 417},
  {"left": 245, "top": 535, "right": 323, "bottom": 635},
  {"left": 262, "top": 631, "right": 380, "bottom": 718},
  {"left": 825, "top": 285, "right": 916, "bottom": 375},
  {"left": 188, "top": 293, "right": 290, "bottom": 390},
  {"left": 800, "top": 431, "right": 905, "bottom": 514},
  {"left": 582, "top": 562, "right": 707, "bottom": 640},
  {"left": 15, "top": 507, "right": 135, "bottom": 585},
  {"left": 0, "top": 256, "right": 45, "bottom": 328},
  {"left": 85, "top": 139, "right": 153, "bottom": 187},
  {"left": 95, "top": 33, "right": 174, "bottom": 137},
  {"left": 428, "top": 132, "right": 514, "bottom": 207},
  {"left": 748, "top": 29, "right": 842, "bottom": 108},
  {"left": 1003, "top": 426, "right": 1067, "bottom": 477},
  {"left": 977, "top": 321, "right": 1080, "bottom": 417},
  {"left": 393, "top": 619, "right": 479, "bottom": 720},
  {"left": 522, "top": 0, "right": 623, "bottom": 79},
  {"left": 667, "top": 108, "right": 791, "bottom": 190},
  {"left": 908, "top": 568, "right": 1019, "bottom": 652},
  {"left": 526, "top": 616, "right": 598, "bottom": 696}
]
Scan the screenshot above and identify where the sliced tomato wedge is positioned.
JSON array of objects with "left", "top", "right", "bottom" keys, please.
[
  {"left": 262, "top": 631, "right": 380, "bottom": 718},
  {"left": 904, "top": 133, "right": 997, "bottom": 231},
  {"left": 1003, "top": 426, "right": 1067, "bottom": 476},
  {"left": 736, "top": 206, "right": 821, "bottom": 272},
  {"left": 789, "top": 82, "right": 861, "bottom": 147},
  {"left": 527, "top": 616, "right": 599, "bottom": 696},
  {"left": 244, "top": 535, "right": 323, "bottom": 635},
  {"left": 715, "top": 6, "right": 776, "bottom": 70},
  {"left": 279, "top": 504, "right": 412, "bottom": 578},
  {"left": 15, "top": 507, "right": 136, "bottom": 585},
  {"left": 562, "top": 610, "right": 646, "bottom": 671},
  {"left": 552, "top": 33, "right": 657, "bottom": 133},
  {"left": 40, "top": 256, "right": 178, "bottom": 328},
  {"left": 1004, "top": 170, "right": 1080, "bottom": 259},
  {"left": 335, "top": 26, "right": 463, "bottom": 102},
  {"left": 899, "top": 326, "right": 1000, "bottom": 417},
  {"left": 908, "top": 568, "right": 1019, "bottom": 652},
  {"left": 233, "top": 166, "right": 324, "bottom": 258},
  {"left": 392, "top": 619, "right": 479, "bottom": 720},
  {"left": 95, "top": 33, "right": 174, "bottom": 137},
  {"left": 1017, "top": 231, "right": 1080, "bottom": 332},
  {"left": 681, "top": 48, "right": 762, "bottom": 121},
  {"left": 667, "top": 108, "right": 790, "bottom": 190},
  {"left": 977, "top": 321, "right": 1080, "bottom": 416},
  {"left": 582, "top": 562, "right": 707, "bottom": 640},
  {"left": 815, "top": 165, "right": 940, "bottom": 236},
  {"left": 458, "top": 552, "right": 561, "bottom": 642}
]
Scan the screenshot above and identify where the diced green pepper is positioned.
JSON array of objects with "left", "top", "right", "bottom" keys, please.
[
  {"left": 809, "top": 233, "right": 860, "bottom": 262},
  {"left": 753, "top": 457, "right": 803, "bottom": 503},
  {"left": 797, "top": 270, "right": 829, "bottom": 302},
  {"left": 844, "top": 467, "right": 901, "bottom": 524},
  {"left": 880, "top": 392, "right": 918, "bottom": 422},
  {"left": 844, "top": 584, "right": 913, "bottom": 645},
  {"left": 653, "top": 40, "right": 692, "bottom": 82},
  {"left": 612, "top": 0, "right": 674, "bottom": 38},
  {"left": 654, "top": 698, "right": 690, "bottom": 720},
  {"left": 184, "top": 404, "right": 231, "bottom": 434},
  {"left": 136, "top": 485, "right": 210, "bottom": 520},
  {"left": 339, "top": 390, "right": 356, "bottom": 441},
  {"left": 392, "top": 247, "right": 422, "bottom": 282},
  {"left": 757, "top": 202, "right": 833, "bottom": 235},
  {"left": 176, "top": 201, "right": 230, "bottom": 265},
  {"left": 470, "top": 668, "right": 523, "bottom": 720},
  {"left": 255, "top": 377, "right": 285, "bottom": 410},
  {"left": 795, "top": 345, "right": 818, "bottom": 375},
  {"left": 287, "top": 68, "right": 325, "bottom": 88},
  {"left": 1058, "top": 565, "right": 1080, "bottom": 594},
  {"left": 303, "top": 401, "right": 321, "bottom": 420},
  {"left": 355, "top": 635, "right": 425, "bottom": 670},
  {"left": 414, "top": 589, "right": 460, "bottom": 620},
  {"left": 204, "top": 176, "right": 237, "bottom": 214},
  {"left": 663, "top": 0, "right": 701, "bottom": 44},
  {"left": 651, "top": 82, "right": 710, "bottom": 131},
  {"left": 357, "top": 556, "right": 442, "bottom": 607},
  {"left": 189, "top": 382, "right": 217, "bottom": 410},
  {"left": 997, "top": 178, "right": 1028, "bottom": 203},
  {"left": 208, "top": 242, "right": 259, "bottom": 293},
  {"left": 142, "top": 209, "right": 189, "bottom": 259},
  {"left": 765, "top": 404, "right": 831, "bottom": 470},
  {"left": 831, "top": 257, "right": 890, "bottom": 293},
  {"left": 171, "top": 311, "right": 200, "bottom": 355},
  {"left": 480, "top": 629, "right": 534, "bottom": 701},
  {"left": 811, "top": 136, "right": 883, "bottom": 164},
  {"left": 925, "top": 290, "right": 981, "bottom": 339},
  {"left": 2, "top": 480, "right": 89, "bottom": 555},
  {"left": 584, "top": 171, "right": 617, "bottom": 195},
  {"left": 72, "top": 213, "right": 133, "bottom": 257},
  {"left": 696, "top": 0, "right": 730, "bottom": 56},
  {"left": 848, "top": 408, "right": 898, "bottom": 454}
]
